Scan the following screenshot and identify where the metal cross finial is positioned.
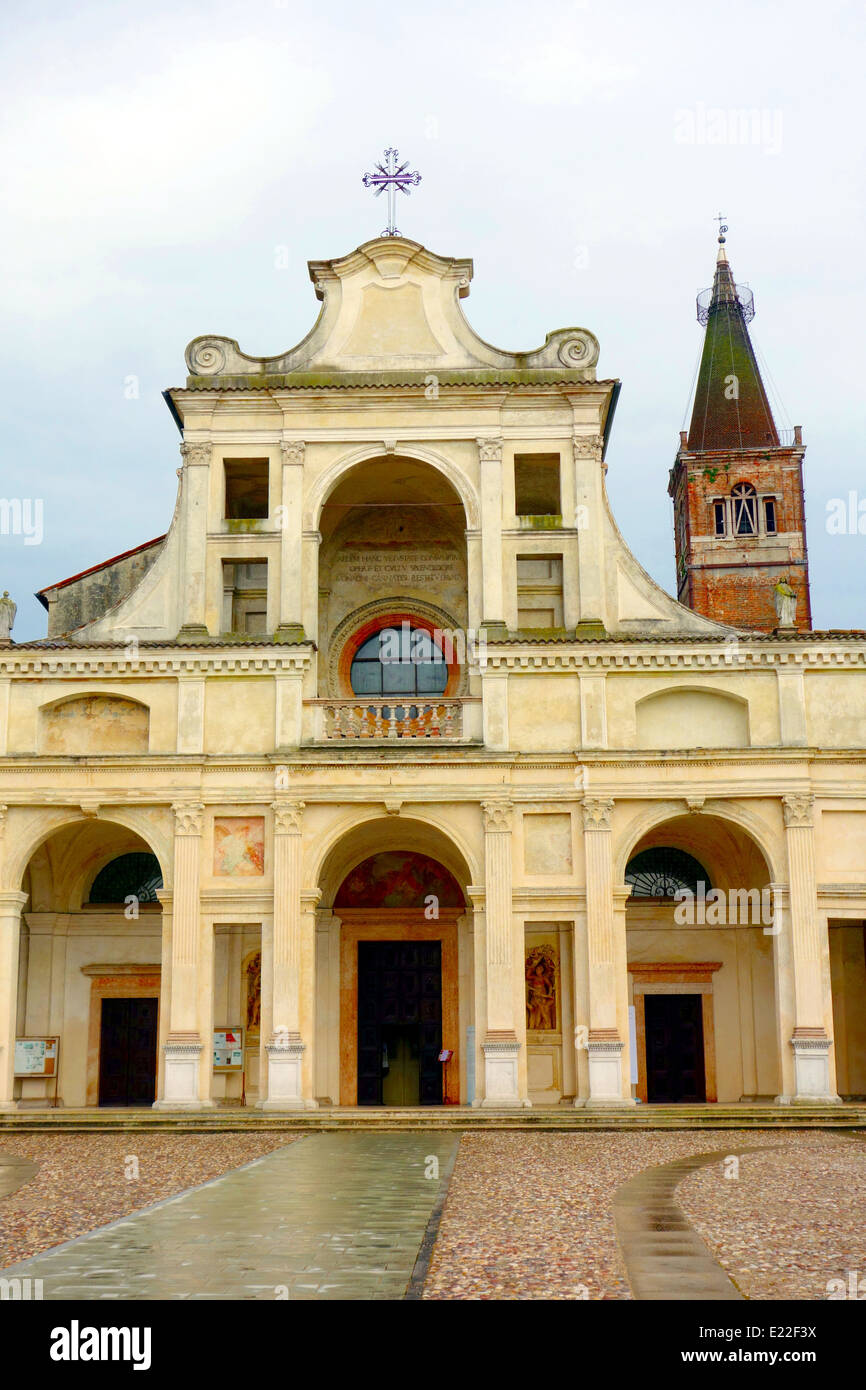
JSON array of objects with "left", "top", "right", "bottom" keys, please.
[
  {"left": 714, "top": 212, "right": 728, "bottom": 244},
  {"left": 362, "top": 148, "right": 421, "bottom": 238}
]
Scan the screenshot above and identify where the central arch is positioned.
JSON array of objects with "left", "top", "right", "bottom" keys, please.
[{"left": 316, "top": 816, "right": 473, "bottom": 1107}]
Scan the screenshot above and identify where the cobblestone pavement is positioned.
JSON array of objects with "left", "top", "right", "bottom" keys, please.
[
  {"left": 0, "top": 1133, "right": 289, "bottom": 1267},
  {"left": 422, "top": 1130, "right": 865, "bottom": 1300},
  {"left": 679, "top": 1133, "right": 866, "bottom": 1300},
  {"left": 2, "top": 1129, "right": 861, "bottom": 1301},
  {"left": 0, "top": 1133, "right": 458, "bottom": 1300}
]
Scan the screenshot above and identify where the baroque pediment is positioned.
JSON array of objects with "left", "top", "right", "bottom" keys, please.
[{"left": 184, "top": 238, "right": 599, "bottom": 381}]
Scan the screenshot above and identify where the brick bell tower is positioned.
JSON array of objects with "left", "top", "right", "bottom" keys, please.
[{"left": 669, "top": 229, "right": 812, "bottom": 630}]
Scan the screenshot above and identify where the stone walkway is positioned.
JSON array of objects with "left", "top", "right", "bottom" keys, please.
[{"left": 0, "top": 1133, "right": 458, "bottom": 1300}]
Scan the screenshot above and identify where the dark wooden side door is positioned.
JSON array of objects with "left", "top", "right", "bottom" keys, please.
[
  {"left": 644, "top": 993, "right": 706, "bottom": 1103},
  {"left": 357, "top": 941, "right": 442, "bottom": 1105},
  {"left": 98, "top": 998, "right": 158, "bottom": 1107}
]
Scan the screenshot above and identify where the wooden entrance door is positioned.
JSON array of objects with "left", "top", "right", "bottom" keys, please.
[
  {"left": 644, "top": 993, "right": 706, "bottom": 1103},
  {"left": 357, "top": 941, "right": 442, "bottom": 1105},
  {"left": 98, "top": 997, "right": 158, "bottom": 1106}
]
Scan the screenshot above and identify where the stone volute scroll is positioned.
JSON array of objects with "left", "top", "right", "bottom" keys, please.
[
  {"left": 179, "top": 442, "right": 211, "bottom": 469},
  {"left": 172, "top": 801, "right": 205, "bottom": 836},
  {"left": 481, "top": 800, "right": 513, "bottom": 832},
  {"left": 581, "top": 797, "right": 614, "bottom": 831},
  {"left": 572, "top": 433, "right": 604, "bottom": 461},
  {"left": 476, "top": 438, "right": 504, "bottom": 465},
  {"left": 272, "top": 799, "right": 305, "bottom": 835},
  {"left": 782, "top": 792, "right": 813, "bottom": 828},
  {"left": 280, "top": 441, "right": 305, "bottom": 469}
]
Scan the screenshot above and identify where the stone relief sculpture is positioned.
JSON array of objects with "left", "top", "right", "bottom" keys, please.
[
  {"left": 245, "top": 952, "right": 261, "bottom": 1032},
  {"left": 525, "top": 944, "right": 557, "bottom": 1031}
]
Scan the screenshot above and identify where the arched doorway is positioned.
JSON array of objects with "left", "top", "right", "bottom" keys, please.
[
  {"left": 622, "top": 813, "right": 777, "bottom": 1104},
  {"left": 19, "top": 821, "right": 166, "bottom": 1108},
  {"left": 316, "top": 817, "right": 475, "bottom": 1108},
  {"left": 336, "top": 852, "right": 462, "bottom": 1106}
]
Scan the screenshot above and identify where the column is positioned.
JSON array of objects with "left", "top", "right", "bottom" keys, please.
[
  {"left": 479, "top": 801, "right": 526, "bottom": 1107},
  {"left": 275, "top": 441, "right": 306, "bottom": 642},
  {"left": 582, "top": 797, "right": 632, "bottom": 1106},
  {"left": 572, "top": 433, "right": 606, "bottom": 635},
  {"left": 778, "top": 793, "right": 839, "bottom": 1102},
  {"left": 478, "top": 438, "right": 506, "bottom": 636},
  {"left": 261, "top": 800, "right": 316, "bottom": 1109},
  {"left": 156, "top": 802, "right": 210, "bottom": 1107},
  {"left": 177, "top": 442, "right": 211, "bottom": 638},
  {"left": 0, "top": 890, "right": 27, "bottom": 1110}
]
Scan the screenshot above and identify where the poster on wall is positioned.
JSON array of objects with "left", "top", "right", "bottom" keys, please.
[
  {"left": 14, "top": 1037, "right": 59, "bottom": 1077},
  {"left": 213, "top": 1028, "right": 244, "bottom": 1071}
]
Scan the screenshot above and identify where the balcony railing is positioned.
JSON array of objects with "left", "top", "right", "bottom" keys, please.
[{"left": 318, "top": 698, "right": 465, "bottom": 741}]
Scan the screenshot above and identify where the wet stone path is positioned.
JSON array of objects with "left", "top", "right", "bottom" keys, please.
[{"left": 0, "top": 1133, "right": 458, "bottom": 1301}]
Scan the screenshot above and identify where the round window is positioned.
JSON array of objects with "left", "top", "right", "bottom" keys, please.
[{"left": 349, "top": 624, "right": 449, "bottom": 697}]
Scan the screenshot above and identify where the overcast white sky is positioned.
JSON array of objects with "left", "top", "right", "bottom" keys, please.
[{"left": 1, "top": 0, "right": 863, "bottom": 639}]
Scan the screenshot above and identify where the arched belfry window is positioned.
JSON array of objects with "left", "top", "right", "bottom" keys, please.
[
  {"left": 88, "top": 852, "right": 163, "bottom": 904},
  {"left": 731, "top": 482, "right": 758, "bottom": 536},
  {"left": 349, "top": 624, "right": 449, "bottom": 697},
  {"left": 625, "top": 848, "right": 711, "bottom": 899}
]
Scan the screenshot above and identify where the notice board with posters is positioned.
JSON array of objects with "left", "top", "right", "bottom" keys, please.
[
  {"left": 213, "top": 1028, "right": 244, "bottom": 1071},
  {"left": 14, "top": 1036, "right": 59, "bottom": 1077}
]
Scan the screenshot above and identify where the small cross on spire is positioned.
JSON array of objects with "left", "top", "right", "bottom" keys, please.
[
  {"left": 362, "top": 148, "right": 422, "bottom": 238},
  {"left": 714, "top": 212, "right": 728, "bottom": 244}
]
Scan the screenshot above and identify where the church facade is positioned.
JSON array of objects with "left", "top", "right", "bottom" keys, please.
[{"left": 1, "top": 235, "right": 864, "bottom": 1114}]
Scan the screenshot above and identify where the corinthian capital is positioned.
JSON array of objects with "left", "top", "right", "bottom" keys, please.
[
  {"left": 482, "top": 800, "right": 513, "bottom": 832},
  {"left": 572, "top": 433, "right": 604, "bottom": 460},
  {"left": 582, "top": 797, "right": 614, "bottom": 830},
  {"left": 782, "top": 793, "right": 813, "bottom": 828},
  {"left": 476, "top": 437, "right": 503, "bottom": 464},
  {"left": 280, "top": 441, "right": 305, "bottom": 467},
  {"left": 272, "top": 799, "right": 305, "bottom": 834},
  {"left": 172, "top": 801, "right": 205, "bottom": 835},
  {"left": 179, "top": 442, "right": 211, "bottom": 468}
]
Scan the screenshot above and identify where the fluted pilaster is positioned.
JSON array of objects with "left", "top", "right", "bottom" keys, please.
[{"left": 0, "top": 890, "right": 28, "bottom": 1109}]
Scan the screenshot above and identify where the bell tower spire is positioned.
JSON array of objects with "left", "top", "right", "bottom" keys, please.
[{"left": 669, "top": 225, "right": 812, "bottom": 631}]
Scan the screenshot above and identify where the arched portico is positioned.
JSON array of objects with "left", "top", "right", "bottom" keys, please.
[
  {"left": 4, "top": 813, "right": 169, "bottom": 1109},
  {"left": 314, "top": 815, "right": 474, "bottom": 1107},
  {"left": 617, "top": 805, "right": 835, "bottom": 1104}
]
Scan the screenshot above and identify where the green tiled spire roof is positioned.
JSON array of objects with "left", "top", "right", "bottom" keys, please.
[{"left": 687, "top": 241, "right": 779, "bottom": 451}]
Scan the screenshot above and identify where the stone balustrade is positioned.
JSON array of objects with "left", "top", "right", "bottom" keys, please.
[{"left": 320, "top": 698, "right": 464, "bottom": 740}]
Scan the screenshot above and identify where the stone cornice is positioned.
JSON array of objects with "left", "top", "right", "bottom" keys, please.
[
  {"left": 479, "top": 643, "right": 866, "bottom": 672},
  {"left": 3, "top": 643, "right": 864, "bottom": 681},
  {"left": 0, "top": 649, "right": 312, "bottom": 678}
]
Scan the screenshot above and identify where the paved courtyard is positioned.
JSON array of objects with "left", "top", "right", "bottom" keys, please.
[
  {"left": 0, "top": 1133, "right": 457, "bottom": 1300},
  {"left": 0, "top": 1129, "right": 863, "bottom": 1300}
]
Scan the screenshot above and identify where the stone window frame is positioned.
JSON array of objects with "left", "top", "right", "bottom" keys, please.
[{"left": 628, "top": 962, "right": 722, "bottom": 1103}]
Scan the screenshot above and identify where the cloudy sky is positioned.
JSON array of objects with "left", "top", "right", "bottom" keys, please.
[{"left": 1, "top": 0, "right": 863, "bottom": 639}]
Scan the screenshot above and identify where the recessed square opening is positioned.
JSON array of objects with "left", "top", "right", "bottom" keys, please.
[
  {"left": 224, "top": 459, "right": 269, "bottom": 520},
  {"left": 514, "top": 453, "right": 561, "bottom": 517}
]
